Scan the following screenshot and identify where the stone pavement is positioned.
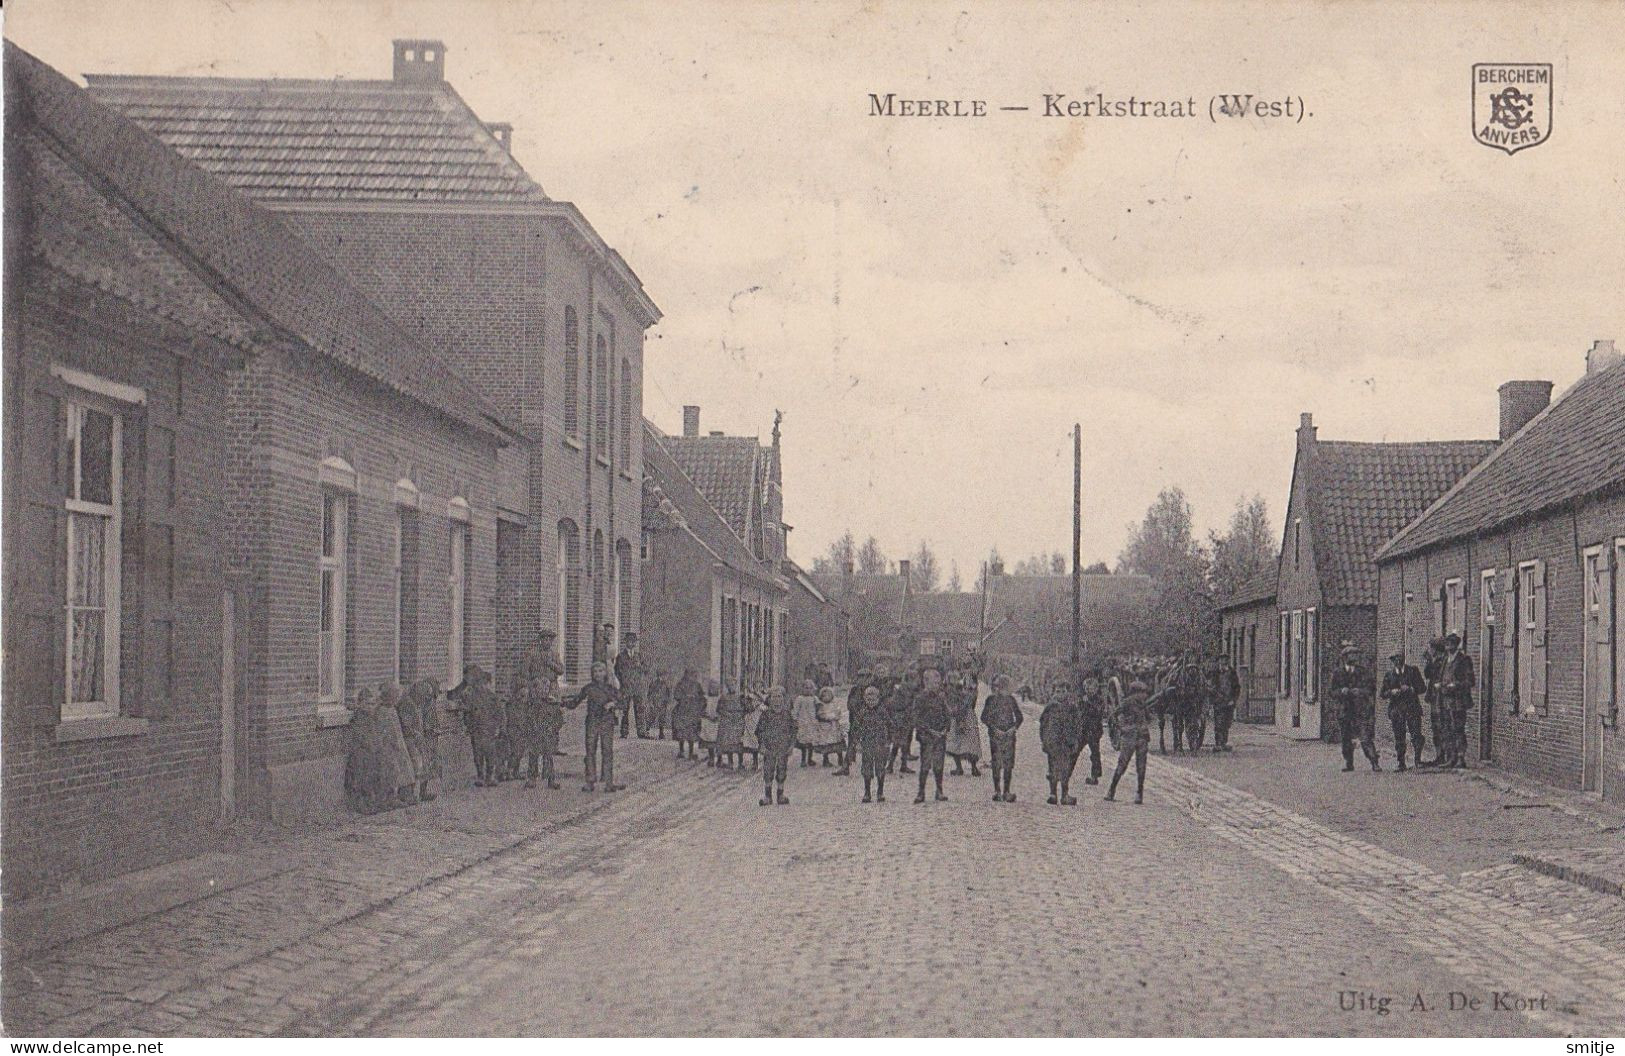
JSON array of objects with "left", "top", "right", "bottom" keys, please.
[{"left": 4, "top": 715, "right": 1622, "bottom": 1037}]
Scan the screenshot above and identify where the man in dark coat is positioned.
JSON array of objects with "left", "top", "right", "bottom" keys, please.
[
  {"left": 1421, "top": 637, "right": 1449, "bottom": 766},
  {"left": 1440, "top": 633, "right": 1476, "bottom": 769},
  {"left": 616, "top": 632, "right": 651, "bottom": 738},
  {"left": 669, "top": 668, "right": 706, "bottom": 759},
  {"left": 1212, "top": 655, "right": 1241, "bottom": 753},
  {"left": 1330, "top": 646, "right": 1380, "bottom": 772},
  {"left": 1379, "top": 651, "right": 1427, "bottom": 771},
  {"left": 911, "top": 666, "right": 952, "bottom": 803},
  {"left": 450, "top": 665, "right": 504, "bottom": 787}
]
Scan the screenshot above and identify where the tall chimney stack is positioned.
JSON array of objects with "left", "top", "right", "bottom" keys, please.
[
  {"left": 392, "top": 39, "right": 446, "bottom": 84},
  {"left": 1497, "top": 380, "right": 1553, "bottom": 440},
  {"left": 1587, "top": 338, "right": 1620, "bottom": 376},
  {"left": 1297, "top": 412, "right": 1317, "bottom": 450},
  {"left": 682, "top": 405, "right": 701, "bottom": 438}
]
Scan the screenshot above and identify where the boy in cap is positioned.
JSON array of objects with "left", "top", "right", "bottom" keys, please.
[
  {"left": 567, "top": 661, "right": 624, "bottom": 791},
  {"left": 1076, "top": 671, "right": 1107, "bottom": 784},
  {"left": 1040, "top": 680, "right": 1079, "bottom": 805},
  {"left": 756, "top": 687, "right": 796, "bottom": 805},
  {"left": 856, "top": 685, "right": 890, "bottom": 802},
  {"left": 449, "top": 665, "right": 504, "bottom": 787},
  {"left": 1379, "top": 651, "right": 1427, "bottom": 771},
  {"left": 1330, "top": 645, "right": 1381, "bottom": 772},
  {"left": 911, "top": 666, "right": 952, "bottom": 803},
  {"left": 981, "top": 674, "right": 1024, "bottom": 802},
  {"left": 1106, "top": 674, "right": 1157, "bottom": 804}
]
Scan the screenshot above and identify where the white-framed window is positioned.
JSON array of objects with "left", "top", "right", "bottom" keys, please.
[
  {"left": 1304, "top": 607, "right": 1318, "bottom": 700},
  {"left": 63, "top": 397, "right": 123, "bottom": 720},
  {"left": 1516, "top": 559, "right": 1547, "bottom": 714},
  {"left": 1293, "top": 610, "right": 1306, "bottom": 699},
  {"left": 920, "top": 637, "right": 938, "bottom": 656},
  {"left": 1278, "top": 611, "right": 1292, "bottom": 696},
  {"left": 393, "top": 512, "right": 405, "bottom": 684},
  {"left": 558, "top": 520, "right": 582, "bottom": 682},
  {"left": 1443, "top": 578, "right": 1466, "bottom": 639},
  {"left": 448, "top": 518, "right": 470, "bottom": 688},
  {"left": 563, "top": 307, "right": 581, "bottom": 440},
  {"left": 640, "top": 530, "right": 652, "bottom": 562},
  {"left": 941, "top": 637, "right": 954, "bottom": 657},
  {"left": 318, "top": 490, "right": 349, "bottom": 704}
]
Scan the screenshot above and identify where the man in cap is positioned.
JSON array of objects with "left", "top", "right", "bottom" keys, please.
[
  {"left": 1212, "top": 655, "right": 1241, "bottom": 753},
  {"left": 1420, "top": 636, "right": 1449, "bottom": 766},
  {"left": 1440, "top": 632, "right": 1476, "bottom": 769},
  {"left": 616, "top": 631, "right": 651, "bottom": 738},
  {"left": 1330, "top": 645, "right": 1380, "bottom": 772},
  {"left": 1379, "top": 651, "right": 1427, "bottom": 771}
]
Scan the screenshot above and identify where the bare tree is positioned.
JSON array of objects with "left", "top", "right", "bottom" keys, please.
[
  {"left": 811, "top": 530, "right": 858, "bottom": 574},
  {"left": 909, "top": 540, "right": 941, "bottom": 592},
  {"left": 947, "top": 561, "right": 963, "bottom": 593},
  {"left": 857, "top": 535, "right": 887, "bottom": 575}
]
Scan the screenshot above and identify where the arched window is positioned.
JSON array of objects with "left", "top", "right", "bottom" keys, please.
[
  {"left": 616, "top": 538, "right": 634, "bottom": 642},
  {"left": 594, "top": 334, "right": 609, "bottom": 461},
  {"left": 619, "top": 359, "right": 633, "bottom": 467},
  {"left": 557, "top": 520, "right": 582, "bottom": 681},
  {"left": 592, "top": 529, "right": 606, "bottom": 635},
  {"left": 563, "top": 307, "right": 580, "bottom": 439}
]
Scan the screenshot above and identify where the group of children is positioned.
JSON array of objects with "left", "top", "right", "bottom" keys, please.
[{"left": 343, "top": 679, "right": 443, "bottom": 813}]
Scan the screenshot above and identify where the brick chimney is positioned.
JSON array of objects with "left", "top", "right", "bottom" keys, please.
[
  {"left": 1297, "top": 412, "right": 1317, "bottom": 450},
  {"left": 1497, "top": 380, "right": 1553, "bottom": 440},
  {"left": 485, "top": 122, "right": 512, "bottom": 152},
  {"left": 682, "top": 405, "right": 700, "bottom": 438},
  {"left": 392, "top": 40, "right": 446, "bottom": 84},
  {"left": 1587, "top": 338, "right": 1620, "bottom": 376}
]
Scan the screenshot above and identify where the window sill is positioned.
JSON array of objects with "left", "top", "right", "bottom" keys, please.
[
  {"left": 316, "top": 704, "right": 353, "bottom": 728},
  {"left": 619, "top": 469, "right": 635, "bottom": 483},
  {"left": 596, "top": 455, "right": 611, "bottom": 470},
  {"left": 55, "top": 715, "right": 149, "bottom": 744},
  {"left": 562, "top": 435, "right": 583, "bottom": 452}
]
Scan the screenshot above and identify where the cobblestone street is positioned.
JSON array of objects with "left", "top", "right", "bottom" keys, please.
[{"left": 5, "top": 717, "right": 1623, "bottom": 1037}]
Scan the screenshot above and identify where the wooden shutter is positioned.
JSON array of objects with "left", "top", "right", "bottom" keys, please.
[
  {"left": 1531, "top": 559, "right": 1549, "bottom": 713},
  {"left": 1499, "top": 568, "right": 1517, "bottom": 710},
  {"left": 14, "top": 376, "right": 69, "bottom": 727}
]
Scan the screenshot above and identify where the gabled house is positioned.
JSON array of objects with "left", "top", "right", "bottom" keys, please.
[
  {"left": 1219, "top": 571, "right": 1279, "bottom": 723},
  {"left": 1375, "top": 344, "right": 1625, "bottom": 800},
  {"left": 90, "top": 40, "right": 661, "bottom": 692},
  {"left": 3, "top": 43, "right": 526, "bottom": 892},
  {"left": 640, "top": 422, "right": 789, "bottom": 688},
  {"left": 1273, "top": 413, "right": 1496, "bottom": 738}
]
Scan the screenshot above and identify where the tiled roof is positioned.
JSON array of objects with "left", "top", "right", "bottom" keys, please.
[
  {"left": 661, "top": 434, "right": 765, "bottom": 541},
  {"left": 83, "top": 76, "right": 546, "bottom": 202},
  {"left": 905, "top": 592, "right": 985, "bottom": 636},
  {"left": 8, "top": 45, "right": 516, "bottom": 443},
  {"left": 1377, "top": 361, "right": 1625, "bottom": 560},
  {"left": 1308, "top": 439, "right": 1497, "bottom": 605},
  {"left": 1219, "top": 570, "right": 1279, "bottom": 611},
  {"left": 643, "top": 423, "right": 782, "bottom": 588}
]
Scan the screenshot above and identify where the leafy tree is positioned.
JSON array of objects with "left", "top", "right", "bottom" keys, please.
[
  {"left": 947, "top": 561, "right": 963, "bottom": 593},
  {"left": 1082, "top": 560, "right": 1110, "bottom": 574},
  {"left": 909, "top": 540, "right": 941, "bottom": 593},
  {"left": 1050, "top": 551, "right": 1068, "bottom": 575},
  {"left": 1117, "top": 487, "right": 1216, "bottom": 652},
  {"left": 857, "top": 535, "right": 888, "bottom": 575},
  {"left": 1208, "top": 495, "right": 1277, "bottom": 603},
  {"left": 811, "top": 530, "right": 857, "bottom": 574}
]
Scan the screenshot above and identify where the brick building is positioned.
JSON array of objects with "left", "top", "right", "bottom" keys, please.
[
  {"left": 1375, "top": 344, "right": 1625, "bottom": 800},
  {"left": 782, "top": 562, "right": 851, "bottom": 687},
  {"left": 1219, "top": 572, "right": 1280, "bottom": 723},
  {"left": 640, "top": 421, "right": 789, "bottom": 687},
  {"left": 2, "top": 45, "right": 526, "bottom": 893},
  {"left": 1273, "top": 413, "right": 1495, "bottom": 738},
  {"left": 89, "top": 39, "right": 661, "bottom": 694}
]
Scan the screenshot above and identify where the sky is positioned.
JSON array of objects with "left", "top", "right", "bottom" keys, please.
[{"left": 10, "top": 0, "right": 1624, "bottom": 582}]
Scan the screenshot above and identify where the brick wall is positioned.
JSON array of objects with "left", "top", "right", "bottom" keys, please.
[
  {"left": 1220, "top": 598, "right": 1278, "bottom": 722},
  {"left": 1377, "top": 491, "right": 1625, "bottom": 801},
  {"left": 279, "top": 209, "right": 646, "bottom": 690},
  {"left": 231, "top": 343, "right": 507, "bottom": 819},
  {"left": 638, "top": 526, "right": 718, "bottom": 682},
  {"left": 3, "top": 292, "right": 234, "bottom": 898}
]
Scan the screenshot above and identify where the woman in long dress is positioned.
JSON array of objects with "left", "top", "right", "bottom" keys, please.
[
  {"left": 714, "top": 679, "right": 746, "bottom": 769},
  {"left": 946, "top": 670, "right": 984, "bottom": 777},
  {"left": 670, "top": 668, "right": 705, "bottom": 759}
]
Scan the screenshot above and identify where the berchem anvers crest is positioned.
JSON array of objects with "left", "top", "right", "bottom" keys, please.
[{"left": 1473, "top": 63, "right": 1552, "bottom": 155}]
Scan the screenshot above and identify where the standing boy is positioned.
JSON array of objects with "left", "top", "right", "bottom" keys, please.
[
  {"left": 568, "top": 661, "right": 624, "bottom": 792},
  {"left": 1106, "top": 674, "right": 1157, "bottom": 804},
  {"left": 1040, "top": 681, "right": 1079, "bottom": 805},
  {"left": 912, "top": 666, "right": 952, "bottom": 803},
  {"left": 856, "top": 685, "right": 890, "bottom": 803},
  {"left": 756, "top": 687, "right": 796, "bottom": 805},
  {"left": 1076, "top": 672, "right": 1107, "bottom": 785},
  {"left": 982, "top": 674, "right": 1024, "bottom": 802}
]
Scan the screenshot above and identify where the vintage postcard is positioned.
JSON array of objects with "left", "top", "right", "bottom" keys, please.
[{"left": 3, "top": 0, "right": 1623, "bottom": 1041}]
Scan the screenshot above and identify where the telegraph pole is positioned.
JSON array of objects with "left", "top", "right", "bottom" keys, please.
[{"left": 1072, "top": 423, "right": 1082, "bottom": 668}]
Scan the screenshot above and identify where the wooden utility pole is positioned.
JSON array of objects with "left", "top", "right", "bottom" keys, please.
[{"left": 1072, "top": 423, "right": 1082, "bottom": 668}]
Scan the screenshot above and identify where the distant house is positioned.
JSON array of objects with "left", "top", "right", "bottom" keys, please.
[
  {"left": 782, "top": 561, "right": 851, "bottom": 687},
  {"left": 1375, "top": 345, "right": 1625, "bottom": 801},
  {"left": 1219, "top": 572, "right": 1280, "bottom": 723},
  {"left": 1274, "top": 413, "right": 1496, "bottom": 738},
  {"left": 812, "top": 566, "right": 1154, "bottom": 672}
]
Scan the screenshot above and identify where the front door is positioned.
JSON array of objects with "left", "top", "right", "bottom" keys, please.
[
  {"left": 1581, "top": 546, "right": 1612, "bottom": 792},
  {"left": 1479, "top": 569, "right": 1497, "bottom": 761}
]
